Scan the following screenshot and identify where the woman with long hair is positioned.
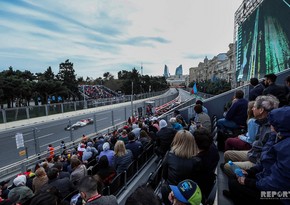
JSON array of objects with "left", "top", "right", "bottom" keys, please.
[
  {"left": 114, "top": 140, "right": 133, "bottom": 174},
  {"left": 224, "top": 101, "right": 259, "bottom": 151},
  {"left": 161, "top": 130, "right": 200, "bottom": 205}
]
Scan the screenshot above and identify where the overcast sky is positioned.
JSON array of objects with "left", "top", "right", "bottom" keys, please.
[{"left": 0, "top": 0, "right": 243, "bottom": 79}]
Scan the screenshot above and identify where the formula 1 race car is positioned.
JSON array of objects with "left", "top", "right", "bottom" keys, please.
[{"left": 64, "top": 118, "right": 94, "bottom": 130}]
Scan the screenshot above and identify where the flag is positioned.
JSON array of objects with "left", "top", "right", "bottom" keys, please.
[{"left": 191, "top": 83, "right": 198, "bottom": 94}]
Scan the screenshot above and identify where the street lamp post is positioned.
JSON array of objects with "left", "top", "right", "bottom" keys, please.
[
  {"left": 131, "top": 81, "right": 134, "bottom": 118},
  {"left": 83, "top": 85, "right": 86, "bottom": 109}
]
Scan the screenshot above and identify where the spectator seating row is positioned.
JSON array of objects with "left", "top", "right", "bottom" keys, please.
[
  {"left": 145, "top": 117, "right": 219, "bottom": 205},
  {"left": 87, "top": 143, "right": 155, "bottom": 197},
  {"left": 79, "top": 85, "right": 117, "bottom": 99}
]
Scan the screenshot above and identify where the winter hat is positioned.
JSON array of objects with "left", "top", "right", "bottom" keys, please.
[
  {"left": 102, "top": 142, "right": 110, "bottom": 151},
  {"left": 13, "top": 175, "right": 26, "bottom": 186},
  {"left": 159, "top": 119, "right": 168, "bottom": 129},
  {"left": 169, "top": 179, "right": 202, "bottom": 205}
]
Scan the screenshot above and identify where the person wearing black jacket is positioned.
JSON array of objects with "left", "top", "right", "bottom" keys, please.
[
  {"left": 161, "top": 130, "right": 200, "bottom": 205},
  {"left": 263, "top": 73, "right": 289, "bottom": 107},
  {"left": 249, "top": 78, "right": 264, "bottom": 101},
  {"left": 193, "top": 128, "right": 220, "bottom": 203},
  {"left": 155, "top": 119, "right": 177, "bottom": 160}
]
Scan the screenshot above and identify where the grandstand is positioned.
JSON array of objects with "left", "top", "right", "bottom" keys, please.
[{"left": 78, "top": 85, "right": 121, "bottom": 100}]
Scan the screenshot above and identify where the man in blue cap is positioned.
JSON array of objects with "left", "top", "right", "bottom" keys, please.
[{"left": 169, "top": 179, "right": 202, "bottom": 205}]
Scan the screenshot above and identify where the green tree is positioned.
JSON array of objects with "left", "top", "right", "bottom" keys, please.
[{"left": 56, "top": 59, "right": 78, "bottom": 101}]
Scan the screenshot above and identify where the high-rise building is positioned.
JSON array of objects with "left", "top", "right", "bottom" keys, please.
[
  {"left": 163, "top": 64, "right": 169, "bottom": 78},
  {"left": 175, "top": 65, "right": 183, "bottom": 76}
]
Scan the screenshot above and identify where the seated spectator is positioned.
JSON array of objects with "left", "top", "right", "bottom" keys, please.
[
  {"left": 155, "top": 119, "right": 177, "bottom": 160},
  {"left": 118, "top": 129, "right": 129, "bottom": 144},
  {"left": 96, "top": 155, "right": 116, "bottom": 186},
  {"left": 98, "top": 142, "right": 115, "bottom": 167},
  {"left": 126, "top": 132, "right": 143, "bottom": 159},
  {"left": 45, "top": 168, "right": 75, "bottom": 200},
  {"left": 148, "top": 118, "right": 159, "bottom": 134},
  {"left": 174, "top": 110, "right": 187, "bottom": 128},
  {"left": 78, "top": 175, "right": 118, "bottom": 205},
  {"left": 95, "top": 137, "right": 106, "bottom": 153},
  {"left": 168, "top": 179, "right": 202, "bottom": 205},
  {"left": 82, "top": 146, "right": 93, "bottom": 163},
  {"left": 52, "top": 162, "right": 70, "bottom": 179},
  {"left": 139, "top": 130, "right": 151, "bottom": 147},
  {"left": 169, "top": 117, "right": 183, "bottom": 131},
  {"left": 224, "top": 101, "right": 259, "bottom": 151},
  {"left": 224, "top": 106, "right": 290, "bottom": 205},
  {"left": 193, "top": 104, "right": 211, "bottom": 132},
  {"left": 151, "top": 117, "right": 160, "bottom": 131},
  {"left": 263, "top": 73, "right": 289, "bottom": 107},
  {"left": 220, "top": 95, "right": 279, "bottom": 177},
  {"left": 32, "top": 167, "right": 48, "bottom": 194},
  {"left": 41, "top": 157, "right": 54, "bottom": 169},
  {"left": 114, "top": 140, "right": 133, "bottom": 174},
  {"left": 195, "top": 100, "right": 208, "bottom": 114},
  {"left": 24, "top": 169, "right": 35, "bottom": 191},
  {"left": 125, "top": 184, "right": 161, "bottom": 205},
  {"left": 193, "top": 127, "right": 219, "bottom": 201},
  {"left": 0, "top": 180, "right": 10, "bottom": 199},
  {"left": 86, "top": 142, "right": 98, "bottom": 157},
  {"left": 29, "top": 187, "right": 64, "bottom": 205},
  {"left": 249, "top": 77, "right": 264, "bottom": 101},
  {"left": 161, "top": 130, "right": 200, "bottom": 205},
  {"left": 77, "top": 143, "right": 86, "bottom": 159},
  {"left": 8, "top": 175, "right": 34, "bottom": 205},
  {"left": 0, "top": 184, "right": 12, "bottom": 204},
  {"left": 53, "top": 155, "right": 64, "bottom": 163},
  {"left": 217, "top": 90, "right": 248, "bottom": 131},
  {"left": 66, "top": 154, "right": 79, "bottom": 174},
  {"left": 131, "top": 123, "right": 141, "bottom": 139},
  {"left": 70, "top": 158, "right": 87, "bottom": 186}
]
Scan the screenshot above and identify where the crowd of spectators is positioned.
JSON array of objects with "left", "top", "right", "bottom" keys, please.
[
  {"left": 79, "top": 85, "right": 118, "bottom": 99},
  {"left": 218, "top": 74, "right": 290, "bottom": 205},
  {"left": 1, "top": 73, "right": 289, "bottom": 205}
]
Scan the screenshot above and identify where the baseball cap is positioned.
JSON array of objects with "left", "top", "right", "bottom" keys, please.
[{"left": 169, "top": 179, "right": 202, "bottom": 205}]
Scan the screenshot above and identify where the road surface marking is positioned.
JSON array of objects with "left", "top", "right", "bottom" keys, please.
[
  {"left": 40, "top": 136, "right": 70, "bottom": 148},
  {"left": 24, "top": 133, "right": 54, "bottom": 143},
  {"left": 95, "top": 117, "right": 107, "bottom": 122}
]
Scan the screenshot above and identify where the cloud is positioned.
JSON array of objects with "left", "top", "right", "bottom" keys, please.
[{"left": 0, "top": 0, "right": 243, "bottom": 78}]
